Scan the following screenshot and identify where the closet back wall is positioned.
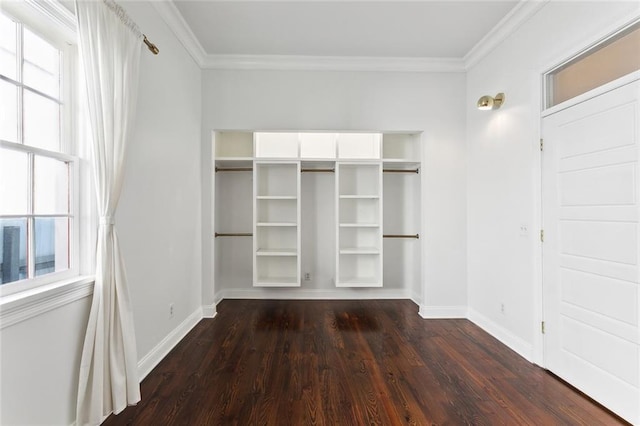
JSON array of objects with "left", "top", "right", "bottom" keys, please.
[{"left": 201, "top": 70, "right": 467, "bottom": 312}]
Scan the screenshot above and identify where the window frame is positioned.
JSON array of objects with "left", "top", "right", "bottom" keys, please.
[
  {"left": 0, "top": 8, "right": 81, "bottom": 297},
  {"left": 542, "top": 18, "right": 640, "bottom": 111}
]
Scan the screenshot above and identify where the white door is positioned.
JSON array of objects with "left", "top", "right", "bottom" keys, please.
[{"left": 542, "top": 80, "right": 640, "bottom": 424}]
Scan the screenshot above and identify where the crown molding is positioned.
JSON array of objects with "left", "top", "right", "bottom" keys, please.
[
  {"left": 151, "top": 0, "right": 545, "bottom": 73},
  {"left": 151, "top": 0, "right": 206, "bottom": 67},
  {"left": 464, "top": 0, "right": 550, "bottom": 70},
  {"left": 202, "top": 54, "right": 466, "bottom": 73}
]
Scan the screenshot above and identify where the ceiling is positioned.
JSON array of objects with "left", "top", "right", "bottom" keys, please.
[{"left": 173, "top": 1, "right": 520, "bottom": 59}]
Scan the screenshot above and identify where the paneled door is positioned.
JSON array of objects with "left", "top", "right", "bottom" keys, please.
[{"left": 542, "top": 80, "right": 640, "bottom": 424}]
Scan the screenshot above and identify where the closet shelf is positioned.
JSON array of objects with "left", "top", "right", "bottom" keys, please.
[
  {"left": 256, "top": 249, "right": 297, "bottom": 256},
  {"left": 256, "top": 222, "right": 297, "bottom": 227},
  {"left": 339, "top": 247, "right": 380, "bottom": 255},
  {"left": 339, "top": 195, "right": 379, "bottom": 199},
  {"left": 215, "top": 157, "right": 253, "bottom": 161},
  {"left": 256, "top": 195, "right": 297, "bottom": 200},
  {"left": 339, "top": 223, "right": 379, "bottom": 228}
]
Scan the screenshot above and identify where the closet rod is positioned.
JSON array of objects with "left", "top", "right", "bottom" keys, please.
[
  {"left": 383, "top": 169, "right": 419, "bottom": 174},
  {"left": 215, "top": 167, "right": 253, "bottom": 172},
  {"left": 301, "top": 168, "right": 335, "bottom": 173},
  {"left": 383, "top": 234, "right": 420, "bottom": 239},
  {"left": 215, "top": 232, "right": 253, "bottom": 237}
]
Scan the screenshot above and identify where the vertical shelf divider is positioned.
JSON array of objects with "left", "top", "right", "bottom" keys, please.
[
  {"left": 335, "top": 161, "right": 383, "bottom": 287},
  {"left": 253, "top": 160, "right": 301, "bottom": 287}
]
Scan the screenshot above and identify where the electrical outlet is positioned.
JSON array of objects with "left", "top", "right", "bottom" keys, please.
[
  {"left": 500, "top": 303, "right": 505, "bottom": 314},
  {"left": 169, "top": 303, "right": 174, "bottom": 318},
  {"left": 304, "top": 272, "right": 311, "bottom": 281}
]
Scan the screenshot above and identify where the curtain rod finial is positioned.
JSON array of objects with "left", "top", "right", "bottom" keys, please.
[{"left": 143, "top": 34, "right": 159, "bottom": 55}]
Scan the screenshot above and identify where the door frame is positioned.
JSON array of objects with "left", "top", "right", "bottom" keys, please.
[{"left": 534, "top": 13, "right": 640, "bottom": 368}]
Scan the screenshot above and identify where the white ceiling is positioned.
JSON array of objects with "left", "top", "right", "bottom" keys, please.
[{"left": 173, "top": 1, "right": 520, "bottom": 58}]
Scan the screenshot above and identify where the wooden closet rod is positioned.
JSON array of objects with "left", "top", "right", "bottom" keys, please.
[
  {"left": 383, "top": 234, "right": 420, "bottom": 239},
  {"left": 215, "top": 167, "right": 253, "bottom": 172},
  {"left": 301, "top": 168, "right": 335, "bottom": 173},
  {"left": 215, "top": 232, "right": 253, "bottom": 237},
  {"left": 383, "top": 169, "right": 419, "bottom": 174}
]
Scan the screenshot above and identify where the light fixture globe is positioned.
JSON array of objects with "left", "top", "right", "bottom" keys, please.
[
  {"left": 477, "top": 92, "right": 505, "bottom": 110},
  {"left": 477, "top": 95, "right": 494, "bottom": 110}
]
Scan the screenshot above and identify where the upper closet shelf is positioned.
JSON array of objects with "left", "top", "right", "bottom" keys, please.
[
  {"left": 339, "top": 195, "right": 380, "bottom": 199},
  {"left": 256, "top": 195, "right": 297, "bottom": 200},
  {"left": 214, "top": 131, "right": 422, "bottom": 163}
]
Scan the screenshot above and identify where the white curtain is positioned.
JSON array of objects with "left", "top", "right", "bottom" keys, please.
[{"left": 75, "top": 1, "right": 142, "bottom": 424}]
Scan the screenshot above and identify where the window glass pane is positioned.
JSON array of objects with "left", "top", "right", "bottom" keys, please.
[
  {"left": 0, "top": 79, "right": 18, "bottom": 142},
  {"left": 0, "top": 13, "right": 17, "bottom": 80},
  {"left": 34, "top": 156, "right": 69, "bottom": 214},
  {"left": 0, "top": 218, "right": 27, "bottom": 284},
  {"left": 547, "top": 23, "right": 640, "bottom": 108},
  {"left": 23, "top": 27, "right": 60, "bottom": 99},
  {"left": 0, "top": 148, "right": 29, "bottom": 215},
  {"left": 34, "top": 217, "right": 69, "bottom": 277},
  {"left": 24, "top": 90, "right": 60, "bottom": 151}
]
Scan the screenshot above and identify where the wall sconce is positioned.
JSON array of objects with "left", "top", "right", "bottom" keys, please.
[{"left": 477, "top": 93, "right": 505, "bottom": 110}]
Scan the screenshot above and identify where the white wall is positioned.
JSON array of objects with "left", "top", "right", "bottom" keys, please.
[
  {"left": 0, "top": 2, "right": 203, "bottom": 424},
  {"left": 117, "top": 1, "right": 203, "bottom": 365},
  {"left": 0, "top": 296, "right": 92, "bottom": 425},
  {"left": 466, "top": 1, "right": 639, "bottom": 361},
  {"left": 202, "top": 70, "right": 468, "bottom": 310}
]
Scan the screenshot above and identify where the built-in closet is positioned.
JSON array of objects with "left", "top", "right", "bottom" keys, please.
[{"left": 212, "top": 131, "right": 422, "bottom": 298}]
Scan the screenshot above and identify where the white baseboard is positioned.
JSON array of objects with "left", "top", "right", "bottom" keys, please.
[
  {"left": 418, "top": 305, "right": 467, "bottom": 319},
  {"left": 202, "top": 304, "right": 217, "bottom": 318},
  {"left": 467, "top": 308, "right": 534, "bottom": 362},
  {"left": 410, "top": 291, "right": 422, "bottom": 307},
  {"left": 217, "top": 287, "right": 410, "bottom": 300},
  {"left": 137, "top": 307, "right": 203, "bottom": 380},
  {"left": 213, "top": 290, "right": 224, "bottom": 306}
]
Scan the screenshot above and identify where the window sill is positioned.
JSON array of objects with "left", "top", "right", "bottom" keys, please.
[{"left": 0, "top": 275, "right": 94, "bottom": 329}]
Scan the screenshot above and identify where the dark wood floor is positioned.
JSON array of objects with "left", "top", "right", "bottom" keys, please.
[{"left": 104, "top": 299, "right": 626, "bottom": 425}]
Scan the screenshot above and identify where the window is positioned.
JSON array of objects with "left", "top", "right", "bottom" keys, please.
[
  {"left": 0, "top": 11, "right": 77, "bottom": 293},
  {"left": 545, "top": 21, "right": 640, "bottom": 108}
]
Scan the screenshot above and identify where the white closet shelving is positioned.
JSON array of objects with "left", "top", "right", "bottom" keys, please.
[
  {"left": 253, "top": 161, "right": 301, "bottom": 287},
  {"left": 215, "top": 131, "right": 253, "bottom": 159},
  {"left": 213, "top": 130, "right": 421, "bottom": 295},
  {"left": 380, "top": 132, "right": 421, "bottom": 298},
  {"left": 382, "top": 133, "right": 421, "bottom": 164},
  {"left": 212, "top": 131, "right": 254, "bottom": 293},
  {"left": 336, "top": 162, "right": 383, "bottom": 287}
]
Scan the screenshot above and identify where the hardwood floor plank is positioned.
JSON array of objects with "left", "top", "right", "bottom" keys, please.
[{"left": 102, "top": 300, "right": 628, "bottom": 426}]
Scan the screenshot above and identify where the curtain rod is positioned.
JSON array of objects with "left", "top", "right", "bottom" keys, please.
[{"left": 143, "top": 34, "right": 159, "bottom": 55}]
